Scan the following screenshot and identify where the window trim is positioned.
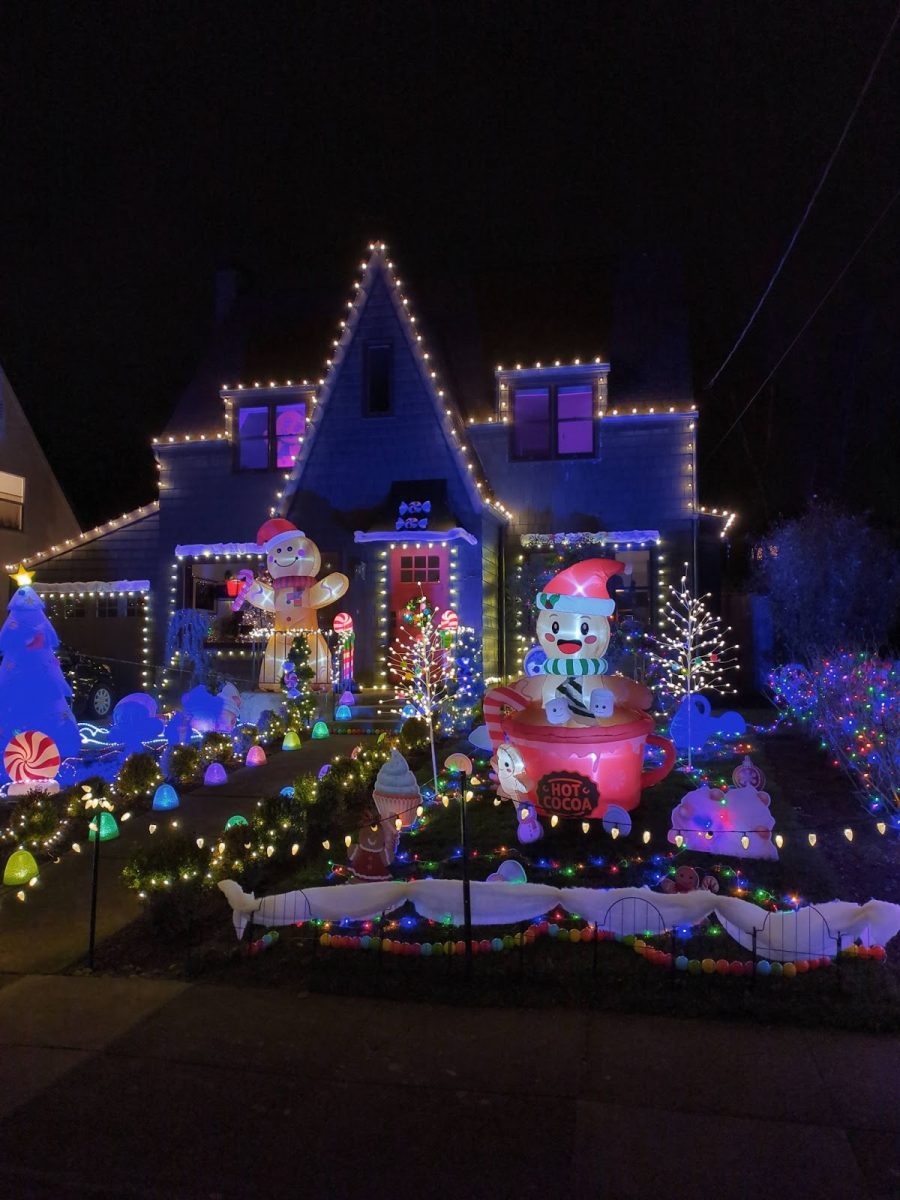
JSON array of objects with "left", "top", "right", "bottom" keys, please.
[
  {"left": 0, "top": 470, "right": 25, "bottom": 532},
  {"left": 510, "top": 383, "right": 595, "bottom": 461}
]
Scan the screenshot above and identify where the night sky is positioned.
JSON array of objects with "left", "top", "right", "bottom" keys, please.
[{"left": 1, "top": 2, "right": 898, "bottom": 535}]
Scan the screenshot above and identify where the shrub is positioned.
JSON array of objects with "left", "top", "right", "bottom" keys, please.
[
  {"left": 232, "top": 724, "right": 261, "bottom": 760},
  {"left": 122, "top": 830, "right": 208, "bottom": 936},
  {"left": 64, "top": 776, "right": 113, "bottom": 820},
  {"left": 399, "top": 717, "right": 428, "bottom": 754},
  {"left": 755, "top": 504, "right": 900, "bottom": 662},
  {"left": 3, "top": 791, "right": 65, "bottom": 854},
  {"left": 114, "top": 753, "right": 164, "bottom": 808},
  {"left": 198, "top": 732, "right": 234, "bottom": 767},
  {"left": 162, "top": 744, "right": 201, "bottom": 788},
  {"left": 257, "top": 710, "right": 285, "bottom": 745},
  {"left": 769, "top": 653, "right": 900, "bottom": 817}
]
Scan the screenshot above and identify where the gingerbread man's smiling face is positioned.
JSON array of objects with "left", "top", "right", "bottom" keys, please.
[
  {"left": 267, "top": 535, "right": 321, "bottom": 579},
  {"left": 535, "top": 608, "right": 610, "bottom": 662}
]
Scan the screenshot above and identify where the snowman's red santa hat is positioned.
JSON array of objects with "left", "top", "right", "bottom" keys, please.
[
  {"left": 257, "top": 518, "right": 304, "bottom": 551},
  {"left": 536, "top": 558, "right": 626, "bottom": 617}
]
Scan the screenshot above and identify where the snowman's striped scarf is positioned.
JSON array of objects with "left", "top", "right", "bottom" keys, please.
[{"left": 540, "top": 657, "right": 608, "bottom": 678}]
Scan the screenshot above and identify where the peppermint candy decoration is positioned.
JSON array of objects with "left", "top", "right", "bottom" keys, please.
[
  {"left": 438, "top": 609, "right": 459, "bottom": 631},
  {"left": 4, "top": 731, "right": 61, "bottom": 784},
  {"left": 333, "top": 612, "right": 353, "bottom": 635}
]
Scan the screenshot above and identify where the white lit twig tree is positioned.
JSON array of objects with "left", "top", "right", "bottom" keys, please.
[
  {"left": 389, "top": 596, "right": 446, "bottom": 799},
  {"left": 647, "top": 564, "right": 739, "bottom": 765}
]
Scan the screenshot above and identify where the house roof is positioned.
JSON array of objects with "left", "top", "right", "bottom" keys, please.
[{"left": 162, "top": 245, "right": 695, "bottom": 437}]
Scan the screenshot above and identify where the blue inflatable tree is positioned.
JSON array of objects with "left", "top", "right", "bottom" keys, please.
[{"left": 0, "top": 583, "right": 81, "bottom": 762}]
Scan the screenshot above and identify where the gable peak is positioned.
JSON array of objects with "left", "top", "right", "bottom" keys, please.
[{"left": 274, "top": 241, "right": 512, "bottom": 523}]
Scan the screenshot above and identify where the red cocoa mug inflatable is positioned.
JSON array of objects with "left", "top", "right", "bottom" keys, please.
[{"left": 484, "top": 685, "right": 676, "bottom": 820}]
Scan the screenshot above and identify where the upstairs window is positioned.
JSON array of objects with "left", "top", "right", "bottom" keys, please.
[
  {"left": 511, "top": 384, "right": 594, "bottom": 460},
  {"left": 97, "top": 595, "right": 119, "bottom": 618},
  {"left": 237, "top": 402, "right": 306, "bottom": 470},
  {"left": 0, "top": 471, "right": 24, "bottom": 531},
  {"left": 364, "top": 343, "right": 392, "bottom": 415},
  {"left": 556, "top": 386, "right": 593, "bottom": 454},
  {"left": 512, "top": 389, "right": 551, "bottom": 458}
]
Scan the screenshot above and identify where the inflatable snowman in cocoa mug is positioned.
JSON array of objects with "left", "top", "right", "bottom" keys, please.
[
  {"left": 534, "top": 559, "right": 625, "bottom": 725},
  {"left": 236, "top": 519, "right": 349, "bottom": 692}
]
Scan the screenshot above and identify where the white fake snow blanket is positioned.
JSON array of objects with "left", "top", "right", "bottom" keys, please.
[{"left": 218, "top": 879, "right": 900, "bottom": 963}]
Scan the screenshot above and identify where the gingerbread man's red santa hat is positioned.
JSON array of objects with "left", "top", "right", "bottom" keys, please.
[
  {"left": 536, "top": 558, "right": 628, "bottom": 616},
  {"left": 257, "top": 518, "right": 304, "bottom": 551}
]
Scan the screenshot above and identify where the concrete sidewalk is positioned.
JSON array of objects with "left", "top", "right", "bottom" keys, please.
[
  {"left": 0, "top": 972, "right": 897, "bottom": 1199},
  {"left": 0, "top": 735, "right": 359, "bottom": 975}
]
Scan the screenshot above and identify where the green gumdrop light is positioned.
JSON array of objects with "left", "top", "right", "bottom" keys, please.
[
  {"left": 225, "top": 814, "right": 249, "bottom": 830},
  {"left": 3, "top": 848, "right": 39, "bottom": 886},
  {"left": 89, "top": 812, "right": 119, "bottom": 842},
  {"left": 311, "top": 721, "right": 329, "bottom": 740}
]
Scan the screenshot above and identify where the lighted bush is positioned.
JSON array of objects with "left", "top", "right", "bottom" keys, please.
[
  {"left": 198, "top": 732, "right": 234, "bottom": 767},
  {"left": 64, "top": 777, "right": 113, "bottom": 820},
  {"left": 122, "top": 830, "right": 208, "bottom": 935},
  {"left": 770, "top": 653, "right": 900, "bottom": 817},
  {"left": 399, "top": 717, "right": 428, "bottom": 754},
  {"left": 114, "top": 753, "right": 164, "bottom": 808},
  {"left": 2, "top": 792, "right": 66, "bottom": 854},
  {"left": 162, "top": 744, "right": 201, "bottom": 788},
  {"left": 232, "top": 724, "right": 261, "bottom": 760},
  {"left": 257, "top": 710, "right": 285, "bottom": 745}
]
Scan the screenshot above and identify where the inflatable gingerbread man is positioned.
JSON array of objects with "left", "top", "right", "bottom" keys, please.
[{"left": 235, "top": 519, "right": 349, "bottom": 692}]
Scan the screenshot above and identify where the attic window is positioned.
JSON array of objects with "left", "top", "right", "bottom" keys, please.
[
  {"left": 0, "top": 471, "right": 24, "bottom": 531},
  {"left": 364, "top": 343, "right": 392, "bottom": 416}
]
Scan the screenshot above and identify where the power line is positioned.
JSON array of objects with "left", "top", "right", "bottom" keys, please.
[
  {"left": 705, "top": 0, "right": 900, "bottom": 390},
  {"left": 703, "top": 184, "right": 900, "bottom": 465}
]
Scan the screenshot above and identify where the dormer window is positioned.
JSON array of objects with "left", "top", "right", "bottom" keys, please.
[
  {"left": 511, "top": 384, "right": 594, "bottom": 460},
  {"left": 237, "top": 402, "right": 306, "bottom": 469}
]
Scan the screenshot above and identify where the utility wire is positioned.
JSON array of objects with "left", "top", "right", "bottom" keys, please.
[
  {"left": 705, "top": 0, "right": 900, "bottom": 390},
  {"left": 703, "top": 184, "right": 900, "bottom": 464}
]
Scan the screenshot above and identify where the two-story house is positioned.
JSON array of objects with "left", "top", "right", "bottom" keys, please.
[{"left": 11, "top": 243, "right": 734, "bottom": 699}]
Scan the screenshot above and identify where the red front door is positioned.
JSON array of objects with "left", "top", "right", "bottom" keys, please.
[{"left": 389, "top": 546, "right": 450, "bottom": 648}]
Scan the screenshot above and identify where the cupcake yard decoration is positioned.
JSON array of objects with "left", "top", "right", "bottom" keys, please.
[{"left": 372, "top": 749, "right": 422, "bottom": 831}]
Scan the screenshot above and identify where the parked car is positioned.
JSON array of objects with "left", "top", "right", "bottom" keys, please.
[{"left": 57, "top": 646, "right": 116, "bottom": 721}]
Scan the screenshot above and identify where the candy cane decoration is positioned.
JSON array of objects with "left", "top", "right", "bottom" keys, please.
[{"left": 482, "top": 686, "right": 528, "bottom": 753}]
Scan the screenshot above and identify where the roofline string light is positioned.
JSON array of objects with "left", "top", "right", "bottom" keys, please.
[
  {"left": 273, "top": 242, "right": 512, "bottom": 524},
  {"left": 5, "top": 502, "right": 161, "bottom": 572}
]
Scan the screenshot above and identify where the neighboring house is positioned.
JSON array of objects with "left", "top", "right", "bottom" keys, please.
[
  {"left": 0, "top": 363, "right": 80, "bottom": 604},
  {"left": 15, "top": 244, "right": 735, "bottom": 696}
]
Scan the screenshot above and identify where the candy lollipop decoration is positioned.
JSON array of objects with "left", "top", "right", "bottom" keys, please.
[
  {"left": 333, "top": 612, "right": 353, "bottom": 636},
  {"left": 4, "top": 731, "right": 61, "bottom": 795}
]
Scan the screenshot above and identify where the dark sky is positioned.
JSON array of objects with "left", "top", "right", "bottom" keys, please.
[{"left": 1, "top": 1, "right": 898, "bottom": 533}]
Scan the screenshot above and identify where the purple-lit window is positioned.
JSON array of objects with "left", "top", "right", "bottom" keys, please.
[
  {"left": 511, "top": 383, "right": 595, "bottom": 460},
  {"left": 238, "top": 407, "right": 269, "bottom": 469},
  {"left": 276, "top": 404, "right": 306, "bottom": 468},
  {"left": 512, "top": 388, "right": 551, "bottom": 459},
  {"left": 557, "top": 386, "right": 593, "bottom": 455}
]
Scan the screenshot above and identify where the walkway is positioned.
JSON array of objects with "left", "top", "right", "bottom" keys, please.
[
  {"left": 0, "top": 972, "right": 897, "bottom": 1199},
  {"left": 0, "top": 735, "right": 360, "bottom": 975}
]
